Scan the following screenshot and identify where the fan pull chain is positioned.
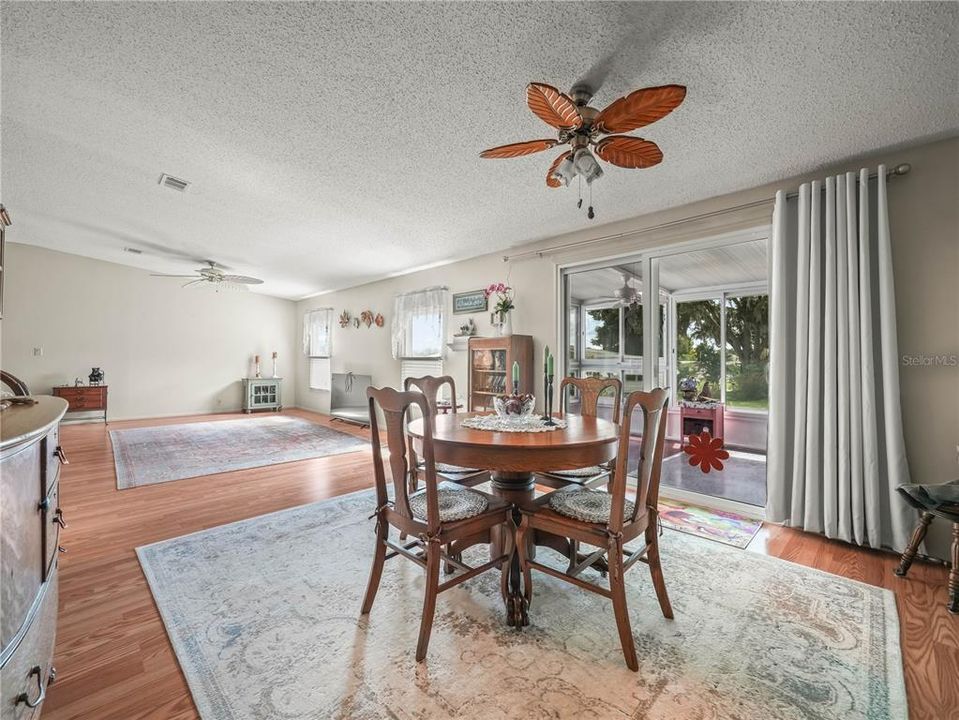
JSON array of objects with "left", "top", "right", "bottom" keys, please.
[
  {"left": 587, "top": 182, "right": 595, "bottom": 220},
  {"left": 577, "top": 175, "right": 583, "bottom": 209}
]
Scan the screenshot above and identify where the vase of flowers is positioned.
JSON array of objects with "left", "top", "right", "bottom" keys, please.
[{"left": 485, "top": 282, "right": 515, "bottom": 336}]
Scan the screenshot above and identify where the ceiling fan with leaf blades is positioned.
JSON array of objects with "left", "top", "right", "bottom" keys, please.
[
  {"left": 480, "top": 81, "right": 686, "bottom": 220},
  {"left": 150, "top": 260, "right": 264, "bottom": 291}
]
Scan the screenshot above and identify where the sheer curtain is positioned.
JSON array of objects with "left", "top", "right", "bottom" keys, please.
[
  {"left": 767, "top": 165, "right": 912, "bottom": 551},
  {"left": 304, "top": 308, "right": 333, "bottom": 391},
  {"left": 391, "top": 286, "right": 448, "bottom": 359}
]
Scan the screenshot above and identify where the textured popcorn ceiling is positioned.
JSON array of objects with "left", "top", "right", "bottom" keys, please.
[{"left": 2, "top": 2, "right": 957, "bottom": 298}]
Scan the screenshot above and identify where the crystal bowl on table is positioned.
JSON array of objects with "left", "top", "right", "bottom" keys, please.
[{"left": 493, "top": 393, "right": 535, "bottom": 418}]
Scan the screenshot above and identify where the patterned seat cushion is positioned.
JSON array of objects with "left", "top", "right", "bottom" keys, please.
[
  {"left": 418, "top": 460, "right": 482, "bottom": 474},
  {"left": 548, "top": 488, "right": 635, "bottom": 524},
  {"left": 546, "top": 465, "right": 606, "bottom": 478},
  {"left": 409, "top": 483, "right": 489, "bottom": 522}
]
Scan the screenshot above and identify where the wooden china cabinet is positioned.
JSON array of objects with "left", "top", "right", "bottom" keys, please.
[{"left": 467, "top": 335, "right": 533, "bottom": 412}]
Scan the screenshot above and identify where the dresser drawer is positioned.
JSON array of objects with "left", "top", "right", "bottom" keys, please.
[
  {"left": 42, "top": 426, "right": 65, "bottom": 495},
  {"left": 0, "top": 571, "right": 58, "bottom": 720},
  {"left": 54, "top": 387, "right": 106, "bottom": 410},
  {"left": 40, "top": 482, "right": 63, "bottom": 581},
  {"left": 0, "top": 444, "right": 43, "bottom": 651}
]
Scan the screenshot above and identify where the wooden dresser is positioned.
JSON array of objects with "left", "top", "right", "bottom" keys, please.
[
  {"left": 52, "top": 385, "right": 108, "bottom": 423},
  {"left": 1, "top": 396, "right": 68, "bottom": 719}
]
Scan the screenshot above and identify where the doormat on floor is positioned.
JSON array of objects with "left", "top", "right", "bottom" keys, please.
[{"left": 658, "top": 498, "right": 763, "bottom": 549}]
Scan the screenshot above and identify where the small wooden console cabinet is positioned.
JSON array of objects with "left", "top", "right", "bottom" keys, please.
[{"left": 52, "top": 385, "right": 108, "bottom": 424}]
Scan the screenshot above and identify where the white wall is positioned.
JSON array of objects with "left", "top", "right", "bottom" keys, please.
[
  {"left": 0, "top": 244, "right": 297, "bottom": 419},
  {"left": 298, "top": 135, "right": 959, "bottom": 559}
]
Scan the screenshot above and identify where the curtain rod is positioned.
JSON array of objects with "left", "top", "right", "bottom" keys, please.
[
  {"left": 393, "top": 285, "right": 449, "bottom": 298},
  {"left": 502, "top": 163, "right": 911, "bottom": 263}
]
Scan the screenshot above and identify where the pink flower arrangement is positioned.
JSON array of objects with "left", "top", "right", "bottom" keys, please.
[{"left": 484, "top": 282, "right": 515, "bottom": 316}]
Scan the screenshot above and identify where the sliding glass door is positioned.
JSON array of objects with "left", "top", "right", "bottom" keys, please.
[{"left": 560, "top": 234, "right": 770, "bottom": 511}]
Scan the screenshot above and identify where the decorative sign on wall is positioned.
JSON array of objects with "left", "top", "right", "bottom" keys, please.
[{"left": 453, "top": 289, "right": 488, "bottom": 315}]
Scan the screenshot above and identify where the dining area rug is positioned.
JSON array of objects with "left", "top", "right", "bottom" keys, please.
[
  {"left": 137, "top": 490, "right": 907, "bottom": 720},
  {"left": 111, "top": 415, "right": 368, "bottom": 489}
]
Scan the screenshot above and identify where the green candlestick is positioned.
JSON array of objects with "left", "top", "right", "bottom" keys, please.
[
  {"left": 544, "top": 345, "right": 550, "bottom": 374},
  {"left": 512, "top": 361, "right": 520, "bottom": 390},
  {"left": 546, "top": 352, "right": 554, "bottom": 377}
]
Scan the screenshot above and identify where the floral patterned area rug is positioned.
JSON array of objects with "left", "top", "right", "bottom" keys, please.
[
  {"left": 138, "top": 490, "right": 907, "bottom": 720},
  {"left": 658, "top": 499, "right": 763, "bottom": 549},
  {"left": 111, "top": 415, "right": 368, "bottom": 489}
]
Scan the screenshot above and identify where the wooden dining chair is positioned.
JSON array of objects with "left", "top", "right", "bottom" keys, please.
[
  {"left": 404, "top": 375, "right": 490, "bottom": 491},
  {"left": 536, "top": 376, "right": 622, "bottom": 490},
  {"left": 361, "top": 386, "right": 514, "bottom": 662},
  {"left": 516, "top": 387, "right": 672, "bottom": 671}
]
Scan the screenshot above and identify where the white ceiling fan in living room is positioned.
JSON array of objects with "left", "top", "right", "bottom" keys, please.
[{"left": 150, "top": 260, "right": 263, "bottom": 291}]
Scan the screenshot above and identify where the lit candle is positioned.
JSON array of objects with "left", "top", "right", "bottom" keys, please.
[
  {"left": 547, "top": 351, "right": 554, "bottom": 377},
  {"left": 512, "top": 361, "right": 520, "bottom": 390}
]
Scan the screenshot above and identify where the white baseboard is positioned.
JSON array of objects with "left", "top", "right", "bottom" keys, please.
[{"left": 62, "top": 407, "right": 245, "bottom": 424}]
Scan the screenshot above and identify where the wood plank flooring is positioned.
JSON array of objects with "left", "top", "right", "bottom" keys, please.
[{"left": 41, "top": 410, "right": 957, "bottom": 720}]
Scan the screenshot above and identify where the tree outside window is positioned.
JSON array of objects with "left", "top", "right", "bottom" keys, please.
[
  {"left": 584, "top": 307, "right": 619, "bottom": 359},
  {"left": 724, "top": 295, "right": 769, "bottom": 409},
  {"left": 676, "top": 299, "right": 722, "bottom": 398}
]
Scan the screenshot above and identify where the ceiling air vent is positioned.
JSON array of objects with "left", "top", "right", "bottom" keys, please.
[{"left": 158, "top": 173, "right": 190, "bottom": 192}]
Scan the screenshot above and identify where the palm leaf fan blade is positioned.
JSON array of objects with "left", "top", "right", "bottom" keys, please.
[
  {"left": 526, "top": 83, "right": 582, "bottom": 130},
  {"left": 546, "top": 150, "right": 572, "bottom": 188},
  {"left": 479, "top": 139, "right": 558, "bottom": 159},
  {"left": 593, "top": 84, "right": 686, "bottom": 134},
  {"left": 594, "top": 136, "right": 663, "bottom": 169}
]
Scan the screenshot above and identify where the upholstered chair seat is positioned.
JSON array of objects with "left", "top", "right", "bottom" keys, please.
[
  {"left": 409, "top": 482, "right": 490, "bottom": 522},
  {"left": 418, "top": 459, "right": 481, "bottom": 475},
  {"left": 548, "top": 488, "right": 636, "bottom": 524},
  {"left": 547, "top": 465, "right": 607, "bottom": 479}
]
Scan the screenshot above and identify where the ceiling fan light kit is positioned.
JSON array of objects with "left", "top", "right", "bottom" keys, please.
[{"left": 481, "top": 80, "right": 686, "bottom": 220}]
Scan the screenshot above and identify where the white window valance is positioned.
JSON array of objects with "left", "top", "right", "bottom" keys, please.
[
  {"left": 304, "top": 308, "right": 333, "bottom": 357},
  {"left": 391, "top": 286, "right": 448, "bottom": 359}
]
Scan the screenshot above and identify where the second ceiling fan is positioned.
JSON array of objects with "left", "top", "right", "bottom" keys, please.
[{"left": 480, "top": 81, "right": 686, "bottom": 219}]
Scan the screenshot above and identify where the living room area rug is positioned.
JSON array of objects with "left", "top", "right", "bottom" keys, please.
[
  {"left": 658, "top": 499, "right": 763, "bottom": 549},
  {"left": 111, "top": 415, "right": 368, "bottom": 489},
  {"left": 137, "top": 490, "right": 907, "bottom": 720}
]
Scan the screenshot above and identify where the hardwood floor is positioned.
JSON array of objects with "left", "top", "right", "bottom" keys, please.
[{"left": 43, "top": 410, "right": 956, "bottom": 720}]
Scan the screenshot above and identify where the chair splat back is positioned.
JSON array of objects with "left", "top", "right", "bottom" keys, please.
[
  {"left": 560, "top": 376, "right": 623, "bottom": 424},
  {"left": 367, "top": 386, "right": 441, "bottom": 530},
  {"left": 404, "top": 374, "right": 457, "bottom": 417},
  {"left": 608, "top": 388, "right": 670, "bottom": 531}
]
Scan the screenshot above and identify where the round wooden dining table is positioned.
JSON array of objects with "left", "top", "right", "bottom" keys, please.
[{"left": 407, "top": 412, "right": 619, "bottom": 625}]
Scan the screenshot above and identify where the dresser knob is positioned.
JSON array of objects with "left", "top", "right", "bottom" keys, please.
[
  {"left": 58, "top": 545, "right": 67, "bottom": 554},
  {"left": 54, "top": 509, "right": 68, "bottom": 529},
  {"left": 55, "top": 446, "right": 70, "bottom": 464}
]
